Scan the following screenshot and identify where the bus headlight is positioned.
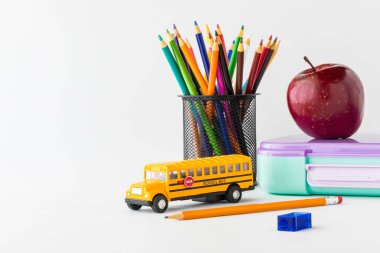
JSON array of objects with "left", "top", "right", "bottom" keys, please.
[
  {"left": 127, "top": 191, "right": 131, "bottom": 196},
  {"left": 144, "top": 193, "right": 149, "bottom": 198}
]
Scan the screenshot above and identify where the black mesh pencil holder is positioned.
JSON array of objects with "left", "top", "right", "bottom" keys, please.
[{"left": 180, "top": 94, "right": 257, "bottom": 181}]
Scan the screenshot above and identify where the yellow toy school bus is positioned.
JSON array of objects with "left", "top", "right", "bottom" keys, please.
[{"left": 125, "top": 154, "right": 254, "bottom": 213}]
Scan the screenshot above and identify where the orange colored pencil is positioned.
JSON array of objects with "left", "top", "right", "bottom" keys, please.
[
  {"left": 178, "top": 37, "right": 208, "bottom": 95},
  {"left": 185, "top": 38, "right": 198, "bottom": 64},
  {"left": 208, "top": 38, "right": 219, "bottom": 96},
  {"left": 165, "top": 196, "right": 343, "bottom": 220}
]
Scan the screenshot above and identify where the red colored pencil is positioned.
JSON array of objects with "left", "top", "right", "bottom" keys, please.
[
  {"left": 253, "top": 35, "right": 272, "bottom": 81},
  {"left": 245, "top": 40, "right": 263, "bottom": 94}
]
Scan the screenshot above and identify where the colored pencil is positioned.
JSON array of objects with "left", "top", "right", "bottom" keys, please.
[
  {"left": 235, "top": 41, "right": 244, "bottom": 95},
  {"left": 167, "top": 32, "right": 221, "bottom": 156},
  {"left": 227, "top": 40, "right": 235, "bottom": 62},
  {"left": 244, "top": 37, "right": 251, "bottom": 61},
  {"left": 159, "top": 35, "right": 189, "bottom": 95},
  {"left": 253, "top": 35, "right": 272, "bottom": 81},
  {"left": 208, "top": 39, "right": 219, "bottom": 96},
  {"left": 165, "top": 196, "right": 343, "bottom": 220},
  {"left": 268, "top": 39, "right": 281, "bottom": 67},
  {"left": 185, "top": 38, "right": 197, "bottom": 62},
  {"left": 252, "top": 37, "right": 277, "bottom": 93},
  {"left": 194, "top": 21, "right": 210, "bottom": 78},
  {"left": 160, "top": 35, "right": 204, "bottom": 156},
  {"left": 216, "top": 24, "right": 228, "bottom": 64},
  {"left": 178, "top": 37, "right": 208, "bottom": 95},
  {"left": 218, "top": 36, "right": 234, "bottom": 95},
  {"left": 205, "top": 24, "right": 214, "bottom": 60},
  {"left": 245, "top": 40, "right": 263, "bottom": 94},
  {"left": 218, "top": 37, "right": 248, "bottom": 155},
  {"left": 228, "top": 26, "right": 244, "bottom": 78}
]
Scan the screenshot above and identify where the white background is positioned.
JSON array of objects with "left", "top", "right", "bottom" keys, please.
[{"left": 1, "top": 0, "right": 380, "bottom": 252}]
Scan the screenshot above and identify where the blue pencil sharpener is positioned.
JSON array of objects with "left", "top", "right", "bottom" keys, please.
[{"left": 277, "top": 212, "right": 312, "bottom": 232}]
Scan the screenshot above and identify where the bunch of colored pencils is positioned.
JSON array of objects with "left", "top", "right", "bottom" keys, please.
[{"left": 159, "top": 22, "right": 280, "bottom": 157}]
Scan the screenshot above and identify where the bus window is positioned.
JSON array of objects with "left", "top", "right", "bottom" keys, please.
[
  {"left": 220, "top": 165, "right": 226, "bottom": 174},
  {"left": 228, "top": 164, "right": 233, "bottom": 173},
  {"left": 170, "top": 171, "right": 178, "bottom": 180},
  {"left": 180, "top": 170, "right": 186, "bottom": 178},
  {"left": 212, "top": 166, "right": 218, "bottom": 175},
  {"left": 196, "top": 168, "right": 202, "bottom": 176},
  {"left": 146, "top": 171, "right": 166, "bottom": 181},
  {"left": 188, "top": 169, "right": 194, "bottom": 177},
  {"left": 243, "top": 163, "right": 249, "bottom": 171},
  {"left": 204, "top": 167, "right": 210, "bottom": 175},
  {"left": 235, "top": 164, "right": 241, "bottom": 172}
]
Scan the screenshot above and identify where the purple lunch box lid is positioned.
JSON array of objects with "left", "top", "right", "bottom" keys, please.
[{"left": 258, "top": 134, "right": 380, "bottom": 157}]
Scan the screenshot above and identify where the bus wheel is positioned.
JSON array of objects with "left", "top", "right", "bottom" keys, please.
[
  {"left": 226, "top": 185, "right": 242, "bottom": 203},
  {"left": 127, "top": 203, "right": 142, "bottom": 210},
  {"left": 152, "top": 194, "right": 168, "bottom": 213}
]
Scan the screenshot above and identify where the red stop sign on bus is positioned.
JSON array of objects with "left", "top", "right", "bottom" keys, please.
[{"left": 184, "top": 176, "right": 194, "bottom": 188}]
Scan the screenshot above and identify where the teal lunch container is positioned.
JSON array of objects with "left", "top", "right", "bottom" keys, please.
[{"left": 258, "top": 135, "right": 380, "bottom": 196}]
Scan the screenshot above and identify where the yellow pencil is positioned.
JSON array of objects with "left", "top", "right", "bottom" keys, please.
[
  {"left": 205, "top": 24, "right": 213, "bottom": 60},
  {"left": 165, "top": 196, "right": 343, "bottom": 220},
  {"left": 268, "top": 39, "right": 281, "bottom": 67}
]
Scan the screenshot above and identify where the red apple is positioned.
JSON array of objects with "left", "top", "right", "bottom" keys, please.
[{"left": 287, "top": 57, "right": 364, "bottom": 139}]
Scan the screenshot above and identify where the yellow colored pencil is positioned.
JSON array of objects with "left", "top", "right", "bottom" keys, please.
[{"left": 268, "top": 39, "right": 281, "bottom": 67}]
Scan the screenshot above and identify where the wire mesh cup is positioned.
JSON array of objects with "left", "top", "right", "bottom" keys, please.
[{"left": 181, "top": 94, "right": 257, "bottom": 181}]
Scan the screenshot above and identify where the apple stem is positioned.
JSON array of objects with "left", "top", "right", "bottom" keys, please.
[{"left": 304, "top": 56, "right": 316, "bottom": 72}]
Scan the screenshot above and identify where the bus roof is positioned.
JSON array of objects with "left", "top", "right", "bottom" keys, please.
[{"left": 144, "top": 155, "right": 251, "bottom": 171}]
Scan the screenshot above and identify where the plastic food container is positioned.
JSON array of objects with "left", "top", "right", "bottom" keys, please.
[{"left": 258, "top": 135, "right": 380, "bottom": 196}]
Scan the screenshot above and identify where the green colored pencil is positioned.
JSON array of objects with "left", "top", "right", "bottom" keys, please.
[
  {"left": 228, "top": 26, "right": 244, "bottom": 78},
  {"left": 166, "top": 32, "right": 222, "bottom": 156},
  {"left": 159, "top": 35, "right": 189, "bottom": 96}
]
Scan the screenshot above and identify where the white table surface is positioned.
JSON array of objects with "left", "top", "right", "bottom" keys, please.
[{"left": 2, "top": 181, "right": 379, "bottom": 253}]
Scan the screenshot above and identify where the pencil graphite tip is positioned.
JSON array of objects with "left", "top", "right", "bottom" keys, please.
[
  {"left": 158, "top": 35, "right": 163, "bottom": 41},
  {"left": 173, "top": 24, "right": 177, "bottom": 29},
  {"left": 241, "top": 25, "right": 244, "bottom": 30},
  {"left": 214, "top": 30, "right": 218, "bottom": 36},
  {"left": 164, "top": 216, "right": 168, "bottom": 219},
  {"left": 194, "top": 20, "right": 198, "bottom": 26},
  {"left": 166, "top": 29, "right": 170, "bottom": 34},
  {"left": 260, "top": 39, "right": 263, "bottom": 45},
  {"left": 269, "top": 35, "right": 272, "bottom": 40},
  {"left": 217, "top": 24, "right": 220, "bottom": 28}
]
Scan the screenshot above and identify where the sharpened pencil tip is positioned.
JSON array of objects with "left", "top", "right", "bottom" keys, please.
[
  {"left": 217, "top": 24, "right": 220, "bottom": 28},
  {"left": 241, "top": 25, "right": 244, "bottom": 30},
  {"left": 166, "top": 29, "right": 170, "bottom": 34},
  {"left": 158, "top": 35, "right": 163, "bottom": 41},
  {"left": 269, "top": 35, "right": 272, "bottom": 40},
  {"left": 194, "top": 20, "right": 198, "bottom": 26},
  {"left": 164, "top": 216, "right": 168, "bottom": 219},
  {"left": 173, "top": 24, "right": 177, "bottom": 29}
]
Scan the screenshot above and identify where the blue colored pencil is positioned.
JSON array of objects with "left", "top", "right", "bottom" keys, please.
[
  {"left": 227, "top": 40, "right": 235, "bottom": 62},
  {"left": 194, "top": 21, "right": 210, "bottom": 78}
]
